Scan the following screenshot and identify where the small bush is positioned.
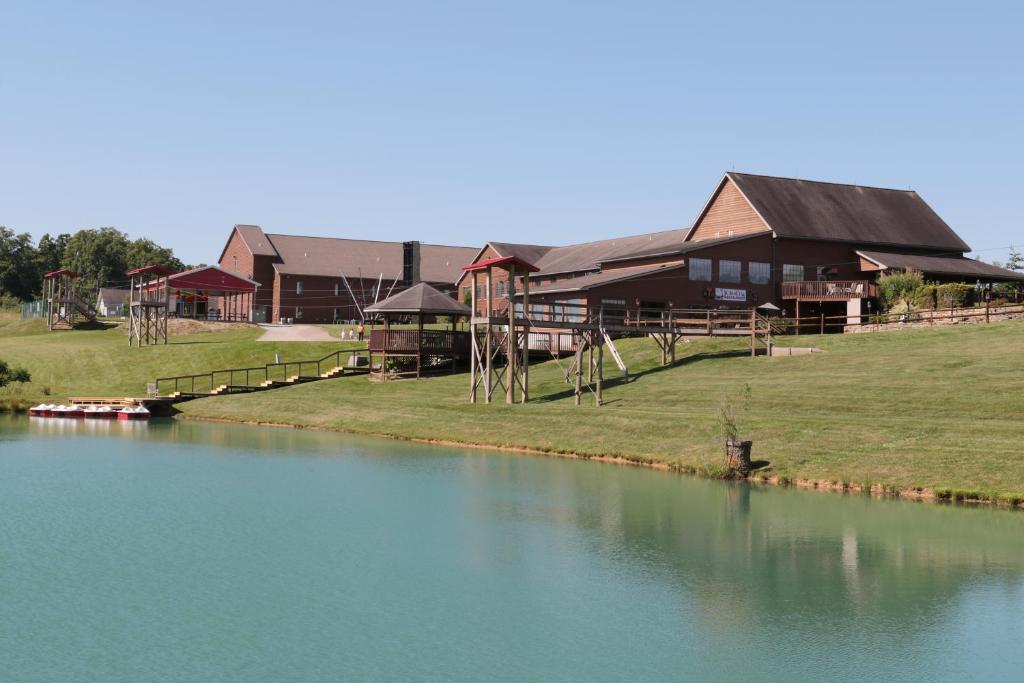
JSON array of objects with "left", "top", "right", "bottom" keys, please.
[
  {"left": 877, "top": 269, "right": 924, "bottom": 311},
  {"left": 934, "top": 283, "right": 975, "bottom": 309}
]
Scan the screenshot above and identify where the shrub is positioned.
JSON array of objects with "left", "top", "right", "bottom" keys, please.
[
  {"left": 0, "top": 359, "right": 31, "bottom": 388},
  {"left": 877, "top": 269, "right": 924, "bottom": 311},
  {"left": 934, "top": 283, "right": 975, "bottom": 309}
]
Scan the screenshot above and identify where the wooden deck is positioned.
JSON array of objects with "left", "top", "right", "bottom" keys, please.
[{"left": 781, "top": 280, "right": 878, "bottom": 301}]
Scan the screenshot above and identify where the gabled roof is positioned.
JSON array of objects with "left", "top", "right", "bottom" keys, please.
[
  {"left": 463, "top": 255, "right": 540, "bottom": 273},
  {"left": 168, "top": 265, "right": 260, "bottom": 292},
  {"left": 705, "top": 172, "right": 971, "bottom": 252},
  {"left": 488, "top": 242, "right": 555, "bottom": 265},
  {"left": 529, "top": 228, "right": 691, "bottom": 276},
  {"left": 217, "top": 224, "right": 279, "bottom": 263},
  {"left": 266, "top": 234, "right": 477, "bottom": 283},
  {"left": 364, "top": 282, "right": 471, "bottom": 316},
  {"left": 526, "top": 261, "right": 688, "bottom": 295},
  {"left": 97, "top": 288, "right": 129, "bottom": 304},
  {"left": 856, "top": 250, "right": 1024, "bottom": 282}
]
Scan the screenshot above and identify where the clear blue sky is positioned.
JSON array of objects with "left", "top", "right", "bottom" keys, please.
[{"left": 2, "top": 0, "right": 1021, "bottom": 266}]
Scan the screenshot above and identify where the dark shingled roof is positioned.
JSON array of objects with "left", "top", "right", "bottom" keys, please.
[
  {"left": 234, "top": 225, "right": 279, "bottom": 257},
  {"left": 265, "top": 234, "right": 477, "bottom": 283},
  {"left": 488, "top": 242, "right": 554, "bottom": 266},
  {"left": 531, "top": 228, "right": 691, "bottom": 276},
  {"left": 364, "top": 282, "right": 472, "bottom": 315},
  {"left": 857, "top": 250, "right": 1024, "bottom": 281},
  {"left": 527, "top": 261, "right": 688, "bottom": 295},
  {"left": 726, "top": 173, "right": 971, "bottom": 252}
]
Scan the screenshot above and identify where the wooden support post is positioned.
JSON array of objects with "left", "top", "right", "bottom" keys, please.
[
  {"left": 485, "top": 267, "right": 492, "bottom": 403},
  {"left": 820, "top": 313, "right": 825, "bottom": 335},
  {"left": 751, "top": 309, "right": 757, "bottom": 357},
  {"left": 506, "top": 265, "right": 516, "bottom": 405},
  {"left": 416, "top": 315, "right": 423, "bottom": 379},
  {"left": 669, "top": 310, "right": 676, "bottom": 365},
  {"left": 595, "top": 333, "right": 603, "bottom": 407},
  {"left": 795, "top": 300, "right": 800, "bottom": 335},
  {"left": 574, "top": 341, "right": 583, "bottom": 406},
  {"left": 521, "top": 271, "right": 529, "bottom": 403},
  {"left": 470, "top": 271, "right": 478, "bottom": 402}
]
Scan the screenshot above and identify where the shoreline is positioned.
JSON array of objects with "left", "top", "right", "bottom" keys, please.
[{"left": 173, "top": 412, "right": 1022, "bottom": 511}]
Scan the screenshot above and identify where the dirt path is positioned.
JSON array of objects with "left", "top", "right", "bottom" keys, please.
[{"left": 257, "top": 324, "right": 336, "bottom": 342}]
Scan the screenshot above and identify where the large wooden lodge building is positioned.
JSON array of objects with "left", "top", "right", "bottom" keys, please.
[
  {"left": 217, "top": 173, "right": 1022, "bottom": 326},
  {"left": 456, "top": 172, "right": 1023, "bottom": 322}
]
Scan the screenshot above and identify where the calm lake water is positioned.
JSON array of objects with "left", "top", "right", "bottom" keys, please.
[{"left": 2, "top": 416, "right": 1023, "bottom": 681}]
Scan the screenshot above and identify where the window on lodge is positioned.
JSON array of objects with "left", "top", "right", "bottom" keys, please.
[
  {"left": 335, "top": 282, "right": 341, "bottom": 296},
  {"left": 749, "top": 261, "right": 770, "bottom": 285},
  {"left": 495, "top": 281, "right": 506, "bottom": 298},
  {"left": 783, "top": 264, "right": 806, "bottom": 281},
  {"left": 296, "top": 281, "right": 304, "bottom": 295},
  {"left": 689, "top": 258, "right": 712, "bottom": 281},
  {"left": 601, "top": 298, "right": 626, "bottom": 324},
  {"left": 719, "top": 260, "right": 741, "bottom": 283}
]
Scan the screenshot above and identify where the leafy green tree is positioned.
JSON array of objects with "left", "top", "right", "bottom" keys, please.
[
  {"left": 61, "top": 227, "right": 131, "bottom": 288},
  {"left": 0, "top": 359, "right": 31, "bottom": 388},
  {"left": 35, "top": 233, "right": 70, "bottom": 276},
  {"left": 0, "top": 226, "right": 41, "bottom": 301},
  {"left": 125, "top": 238, "right": 184, "bottom": 272},
  {"left": 1007, "top": 245, "right": 1023, "bottom": 272}
]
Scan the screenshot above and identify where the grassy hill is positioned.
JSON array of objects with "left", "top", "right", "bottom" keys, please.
[{"left": 3, "top": 311, "right": 1024, "bottom": 503}]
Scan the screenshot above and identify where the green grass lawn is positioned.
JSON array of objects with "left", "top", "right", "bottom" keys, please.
[
  {"left": 3, "top": 310, "right": 1024, "bottom": 502},
  {"left": 0, "top": 315, "right": 350, "bottom": 403}
]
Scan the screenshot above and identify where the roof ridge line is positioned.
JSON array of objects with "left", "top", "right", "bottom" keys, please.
[
  {"left": 728, "top": 171, "right": 917, "bottom": 194},
  {"left": 264, "top": 233, "right": 476, "bottom": 249}
]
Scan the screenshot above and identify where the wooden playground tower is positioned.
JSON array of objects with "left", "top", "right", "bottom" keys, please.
[
  {"left": 127, "top": 265, "right": 171, "bottom": 346},
  {"left": 465, "top": 256, "right": 609, "bottom": 407},
  {"left": 464, "top": 257, "right": 774, "bottom": 408},
  {"left": 42, "top": 269, "right": 96, "bottom": 330}
]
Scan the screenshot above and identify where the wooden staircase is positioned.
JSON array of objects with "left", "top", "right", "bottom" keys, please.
[{"left": 153, "top": 349, "right": 369, "bottom": 402}]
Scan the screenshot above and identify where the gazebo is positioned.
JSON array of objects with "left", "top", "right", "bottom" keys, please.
[{"left": 364, "top": 282, "right": 472, "bottom": 380}]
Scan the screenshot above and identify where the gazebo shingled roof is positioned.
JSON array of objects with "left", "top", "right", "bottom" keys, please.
[{"left": 364, "top": 282, "right": 471, "bottom": 316}]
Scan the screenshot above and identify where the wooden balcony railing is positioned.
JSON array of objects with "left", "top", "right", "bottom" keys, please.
[
  {"left": 369, "top": 329, "right": 470, "bottom": 355},
  {"left": 781, "top": 280, "right": 878, "bottom": 301}
]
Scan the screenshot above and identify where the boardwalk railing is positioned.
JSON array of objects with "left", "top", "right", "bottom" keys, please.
[
  {"left": 778, "top": 302, "right": 1024, "bottom": 335},
  {"left": 781, "top": 280, "right": 879, "bottom": 301},
  {"left": 154, "top": 347, "right": 369, "bottom": 397},
  {"left": 368, "top": 329, "right": 470, "bottom": 355}
]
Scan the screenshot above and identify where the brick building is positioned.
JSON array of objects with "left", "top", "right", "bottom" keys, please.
[{"left": 218, "top": 225, "right": 476, "bottom": 323}]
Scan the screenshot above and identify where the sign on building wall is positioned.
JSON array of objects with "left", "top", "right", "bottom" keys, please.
[{"left": 715, "top": 288, "right": 747, "bottom": 302}]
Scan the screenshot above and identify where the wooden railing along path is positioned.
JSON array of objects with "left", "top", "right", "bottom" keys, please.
[{"left": 154, "top": 347, "right": 369, "bottom": 400}]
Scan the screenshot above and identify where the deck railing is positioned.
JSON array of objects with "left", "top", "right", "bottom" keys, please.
[
  {"left": 154, "top": 346, "right": 369, "bottom": 396},
  {"left": 368, "top": 329, "right": 470, "bottom": 355},
  {"left": 781, "top": 280, "right": 878, "bottom": 301}
]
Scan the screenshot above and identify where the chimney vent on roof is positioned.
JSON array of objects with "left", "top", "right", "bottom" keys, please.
[{"left": 403, "top": 241, "right": 421, "bottom": 285}]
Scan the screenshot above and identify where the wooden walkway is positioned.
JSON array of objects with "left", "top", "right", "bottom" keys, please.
[{"left": 152, "top": 347, "right": 370, "bottom": 402}]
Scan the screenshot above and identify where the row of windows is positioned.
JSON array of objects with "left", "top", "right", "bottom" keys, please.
[
  {"left": 688, "top": 259, "right": 809, "bottom": 284},
  {"left": 688, "top": 258, "right": 770, "bottom": 284}
]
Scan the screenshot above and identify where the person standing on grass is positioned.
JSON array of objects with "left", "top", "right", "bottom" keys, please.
[{"left": 357, "top": 322, "right": 365, "bottom": 341}]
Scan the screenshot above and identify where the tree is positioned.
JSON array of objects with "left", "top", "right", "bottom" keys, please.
[
  {"left": 35, "top": 232, "right": 70, "bottom": 276},
  {"left": 1007, "top": 245, "right": 1024, "bottom": 272},
  {"left": 0, "top": 226, "right": 41, "bottom": 301},
  {"left": 0, "top": 359, "right": 31, "bottom": 388},
  {"left": 125, "top": 238, "right": 185, "bottom": 273},
  {"left": 61, "top": 227, "right": 132, "bottom": 289}
]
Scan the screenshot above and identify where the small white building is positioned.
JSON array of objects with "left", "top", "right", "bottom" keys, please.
[{"left": 96, "top": 288, "right": 129, "bottom": 317}]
